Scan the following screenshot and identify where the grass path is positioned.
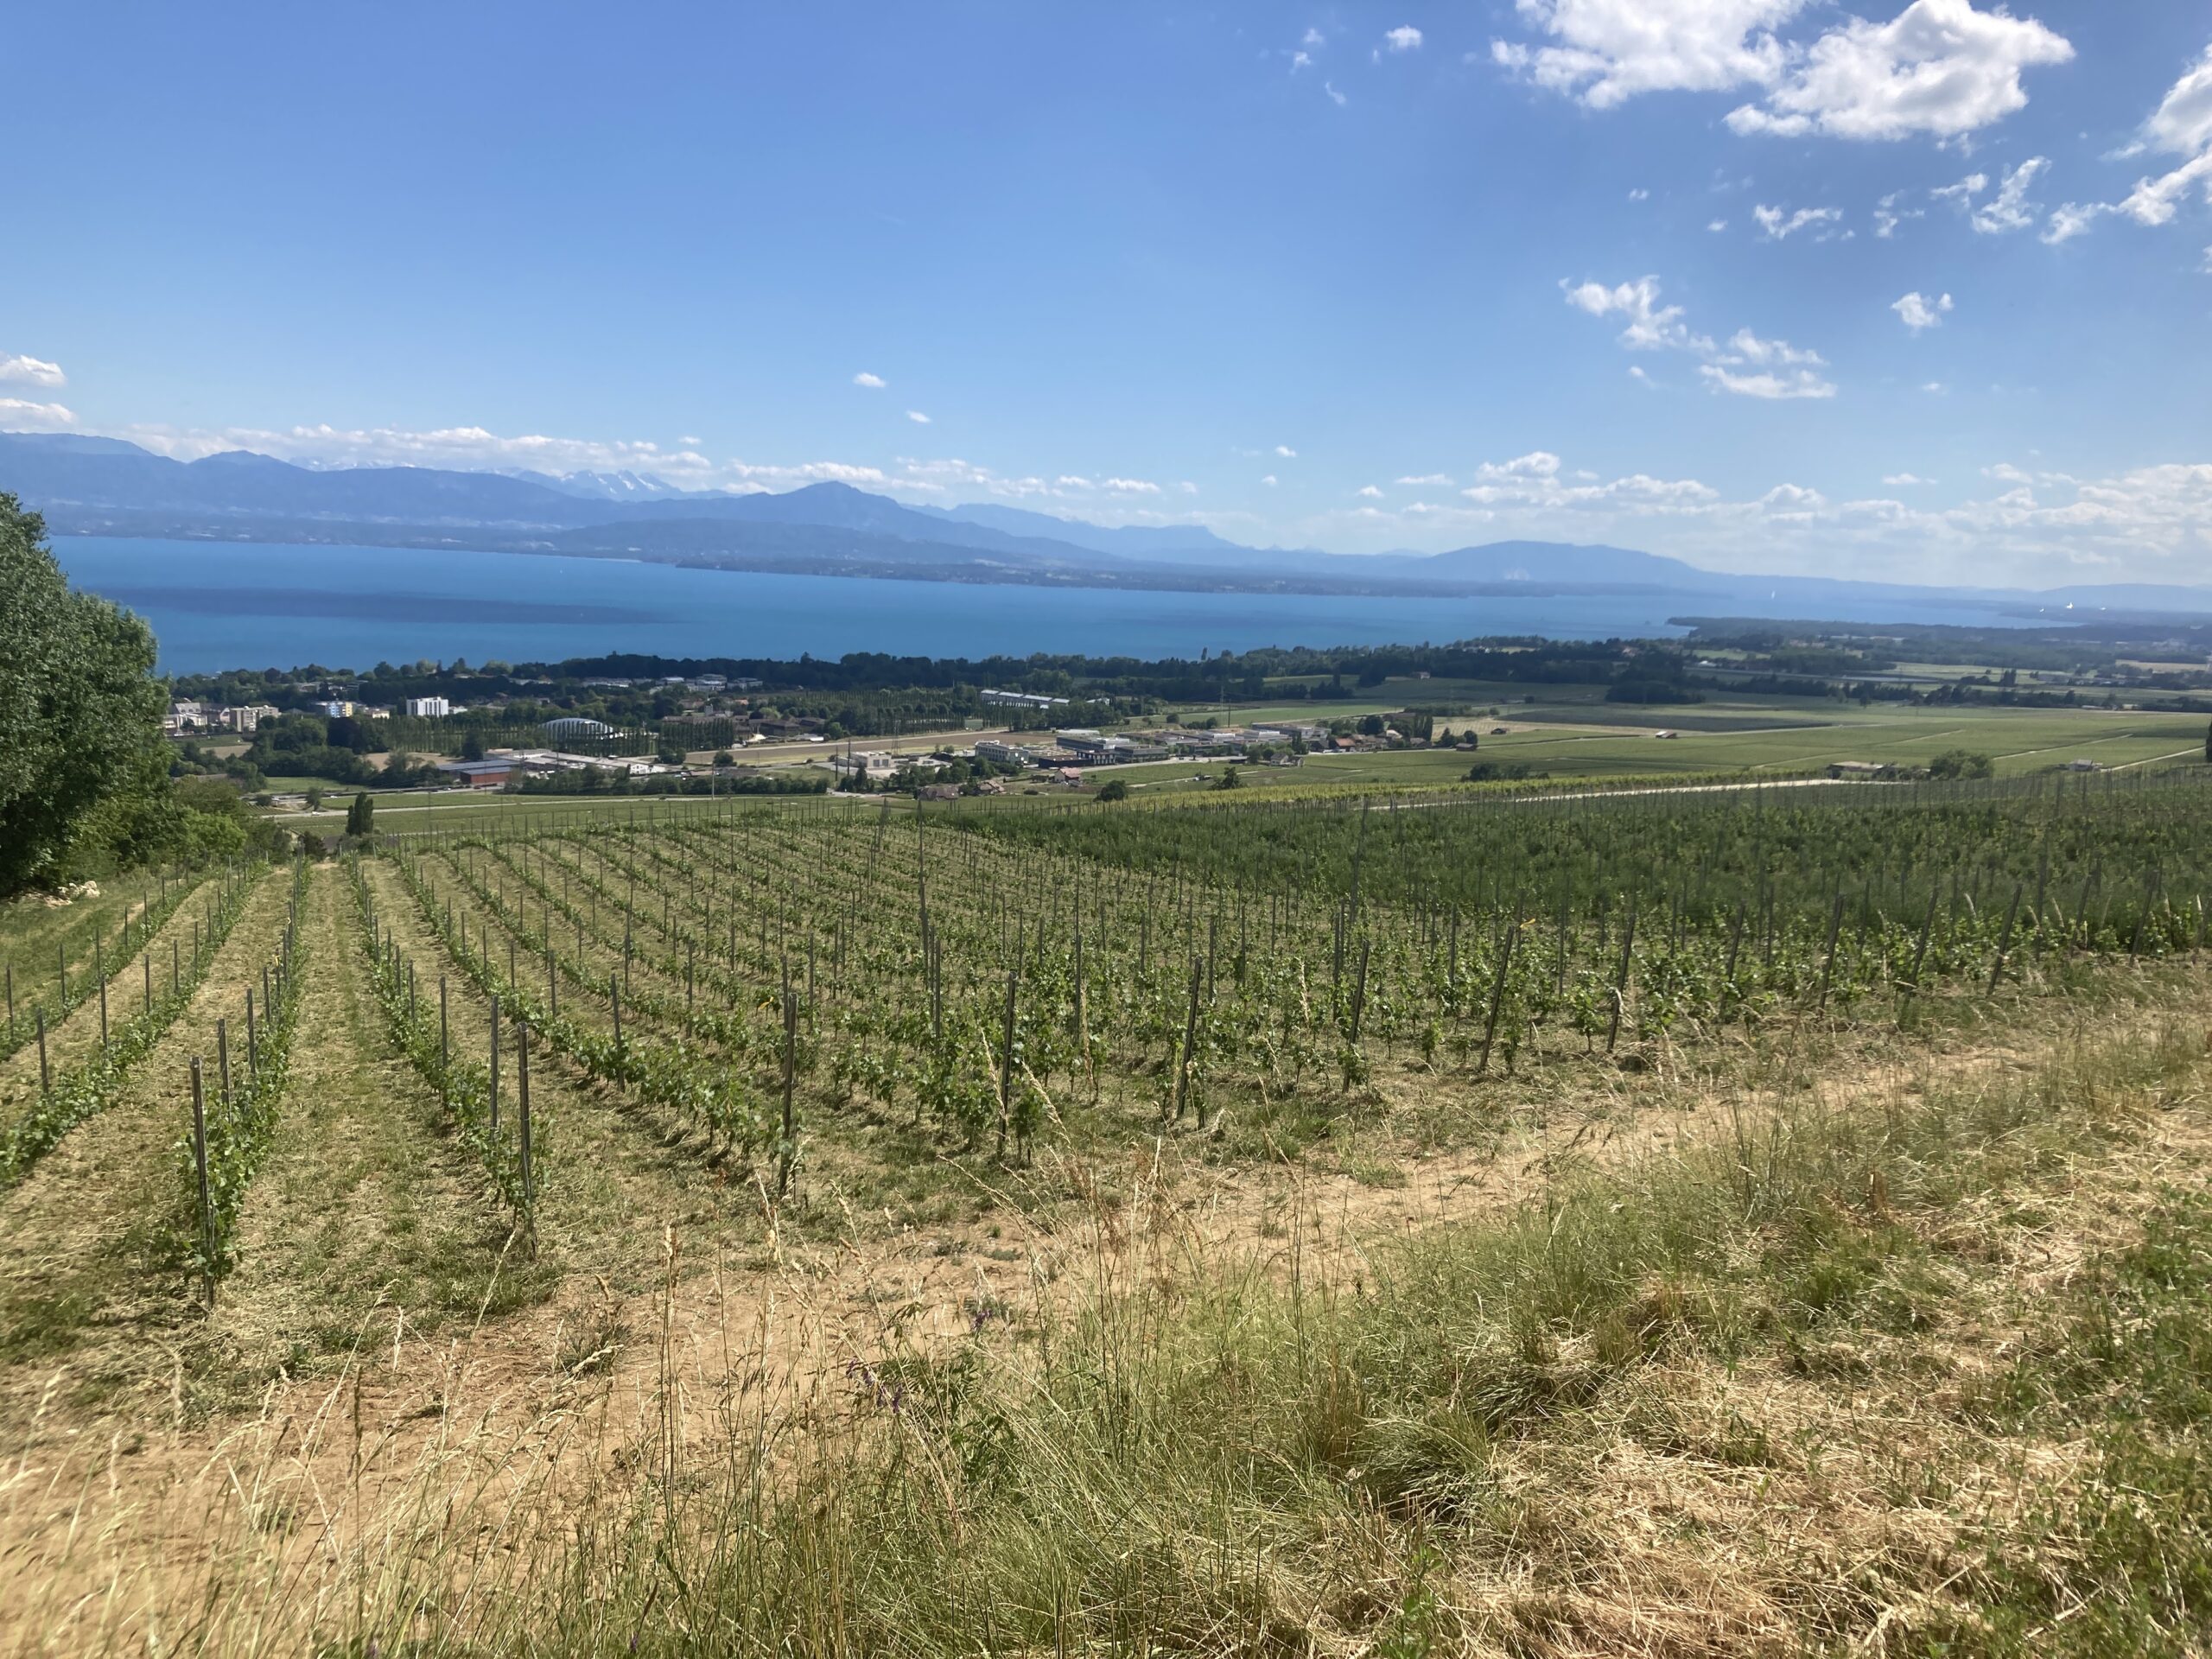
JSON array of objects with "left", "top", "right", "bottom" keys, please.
[
  {"left": 357, "top": 857, "right": 753, "bottom": 1299},
  {"left": 202, "top": 865, "right": 532, "bottom": 1404},
  {"left": 0, "top": 876, "right": 217, "bottom": 1117},
  {"left": 0, "top": 868, "right": 292, "bottom": 1430}
]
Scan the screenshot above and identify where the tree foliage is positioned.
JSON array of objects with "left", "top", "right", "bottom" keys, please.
[{"left": 0, "top": 494, "right": 170, "bottom": 896}]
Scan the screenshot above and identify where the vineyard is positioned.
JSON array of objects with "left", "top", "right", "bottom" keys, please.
[
  {"left": 3, "top": 766, "right": 2211, "bottom": 1654},
  {"left": 359, "top": 767, "right": 2212, "bottom": 1182}
]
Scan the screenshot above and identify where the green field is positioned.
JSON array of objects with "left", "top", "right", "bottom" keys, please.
[{"left": 1092, "top": 700, "right": 2209, "bottom": 793}]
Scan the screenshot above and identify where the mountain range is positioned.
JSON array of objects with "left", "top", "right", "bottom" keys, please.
[{"left": 5, "top": 430, "right": 2209, "bottom": 620}]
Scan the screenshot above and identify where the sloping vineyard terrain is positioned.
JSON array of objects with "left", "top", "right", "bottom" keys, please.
[{"left": 2, "top": 768, "right": 2209, "bottom": 1656}]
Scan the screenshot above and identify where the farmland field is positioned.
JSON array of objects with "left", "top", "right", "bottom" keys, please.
[{"left": 5, "top": 766, "right": 2212, "bottom": 1654}]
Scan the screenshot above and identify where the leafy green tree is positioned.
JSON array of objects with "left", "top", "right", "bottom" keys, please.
[
  {"left": 1927, "top": 749, "right": 1994, "bottom": 781},
  {"left": 346, "top": 791, "right": 375, "bottom": 837},
  {"left": 1095, "top": 779, "right": 1131, "bottom": 802},
  {"left": 0, "top": 495, "right": 169, "bottom": 896}
]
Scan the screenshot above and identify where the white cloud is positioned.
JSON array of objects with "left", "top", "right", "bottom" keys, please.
[
  {"left": 1274, "top": 444, "right": 1297, "bottom": 458},
  {"left": 1629, "top": 365, "right": 1651, "bottom": 382},
  {"left": 1930, "top": 171, "right": 1986, "bottom": 207},
  {"left": 1628, "top": 187, "right": 1650, "bottom": 200},
  {"left": 2042, "top": 200, "right": 2105, "bottom": 243},
  {"left": 1699, "top": 365, "right": 1837, "bottom": 399},
  {"left": 852, "top": 372, "right": 887, "bottom": 389},
  {"left": 1493, "top": 0, "right": 1804, "bottom": 110},
  {"left": 1324, "top": 79, "right": 1347, "bottom": 105},
  {"left": 1753, "top": 202, "right": 1842, "bottom": 239},
  {"left": 2117, "top": 152, "right": 2212, "bottom": 227},
  {"left": 1358, "top": 485, "right": 1384, "bottom": 499},
  {"left": 1310, "top": 448, "right": 2212, "bottom": 586},
  {"left": 1103, "top": 477, "right": 1160, "bottom": 494},
  {"left": 1891, "top": 289, "right": 1955, "bottom": 331},
  {"left": 0, "top": 355, "right": 66, "bottom": 389},
  {"left": 1726, "top": 0, "right": 2072, "bottom": 142},
  {"left": 1561, "top": 275, "right": 1711, "bottom": 352},
  {"left": 678, "top": 435, "right": 702, "bottom": 447},
  {"left": 1937, "top": 156, "right": 2052, "bottom": 234},
  {"left": 1302, "top": 26, "right": 1325, "bottom": 47},
  {"left": 1707, "top": 218, "right": 1729, "bottom": 232},
  {"left": 2147, "top": 42, "right": 2212, "bottom": 157},
  {"left": 1180, "top": 480, "right": 1200, "bottom": 495},
  {"left": 1723, "top": 327, "right": 1825, "bottom": 365},
  {"left": 1261, "top": 474, "right": 1280, "bottom": 486},
  {"left": 1476, "top": 450, "right": 1563, "bottom": 481},
  {"left": 1383, "top": 25, "right": 1422, "bottom": 52},
  {"left": 1395, "top": 474, "right": 1455, "bottom": 486},
  {"left": 906, "top": 410, "right": 931, "bottom": 424},
  {"left": 1291, "top": 50, "right": 1313, "bottom": 71},
  {"left": 0, "top": 397, "right": 76, "bottom": 429},
  {"left": 1873, "top": 190, "right": 1923, "bottom": 237},
  {"left": 1567, "top": 274, "right": 1834, "bottom": 394}
]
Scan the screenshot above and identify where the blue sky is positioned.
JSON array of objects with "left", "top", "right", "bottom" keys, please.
[{"left": 3, "top": 2, "right": 2208, "bottom": 587}]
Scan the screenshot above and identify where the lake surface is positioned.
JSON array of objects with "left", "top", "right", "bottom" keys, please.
[{"left": 54, "top": 536, "right": 2030, "bottom": 675}]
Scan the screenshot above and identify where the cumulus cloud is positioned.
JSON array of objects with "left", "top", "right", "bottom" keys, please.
[
  {"left": 1383, "top": 25, "right": 1422, "bottom": 52},
  {"left": 1324, "top": 79, "right": 1347, "bottom": 105},
  {"left": 1302, "top": 26, "right": 1325, "bottom": 47},
  {"left": 1395, "top": 474, "right": 1455, "bottom": 486},
  {"left": 0, "top": 397, "right": 76, "bottom": 430},
  {"left": 1724, "top": 327, "right": 1826, "bottom": 365},
  {"left": 1753, "top": 203, "right": 1843, "bottom": 239},
  {"left": 1103, "top": 477, "right": 1160, "bottom": 494},
  {"left": 1725, "top": 0, "right": 2073, "bottom": 142},
  {"left": 1699, "top": 364, "right": 1837, "bottom": 399},
  {"left": 1494, "top": 0, "right": 2066, "bottom": 144},
  {"left": 1310, "top": 448, "right": 2212, "bottom": 586},
  {"left": 906, "top": 410, "right": 931, "bottom": 423},
  {"left": 1566, "top": 275, "right": 1835, "bottom": 395},
  {"left": 1937, "top": 158, "right": 2049, "bottom": 232},
  {"left": 2147, "top": 41, "right": 2212, "bottom": 157},
  {"left": 0, "top": 355, "right": 66, "bottom": 389},
  {"left": 1892, "top": 289, "right": 1955, "bottom": 330},
  {"left": 1972, "top": 156, "right": 2049, "bottom": 232},
  {"left": 1561, "top": 276, "right": 1711, "bottom": 352},
  {"left": 1261, "top": 474, "right": 1280, "bottom": 486},
  {"left": 1274, "top": 444, "right": 1298, "bottom": 458},
  {"left": 1492, "top": 0, "right": 1804, "bottom": 110},
  {"left": 1358, "top": 485, "right": 1384, "bottom": 499},
  {"left": 851, "top": 372, "right": 887, "bottom": 389},
  {"left": 2051, "top": 49, "right": 2212, "bottom": 245},
  {"left": 1873, "top": 190, "right": 1923, "bottom": 237}
]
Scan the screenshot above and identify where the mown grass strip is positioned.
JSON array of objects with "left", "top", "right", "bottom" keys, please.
[
  {"left": 382, "top": 850, "right": 771, "bottom": 1163},
  {"left": 181, "top": 862, "right": 310, "bottom": 1283},
  {"left": 335, "top": 1005, "right": 2211, "bottom": 1656},
  {"left": 348, "top": 859, "right": 534, "bottom": 1226},
  {"left": 0, "top": 871, "right": 207, "bottom": 1065},
  {"left": 0, "top": 865, "right": 264, "bottom": 1185}
]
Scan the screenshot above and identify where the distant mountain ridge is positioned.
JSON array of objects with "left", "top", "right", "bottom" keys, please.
[{"left": 4, "top": 429, "right": 2209, "bottom": 618}]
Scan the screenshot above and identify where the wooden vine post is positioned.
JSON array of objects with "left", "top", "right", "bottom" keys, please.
[{"left": 189, "top": 1057, "right": 214, "bottom": 1308}]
